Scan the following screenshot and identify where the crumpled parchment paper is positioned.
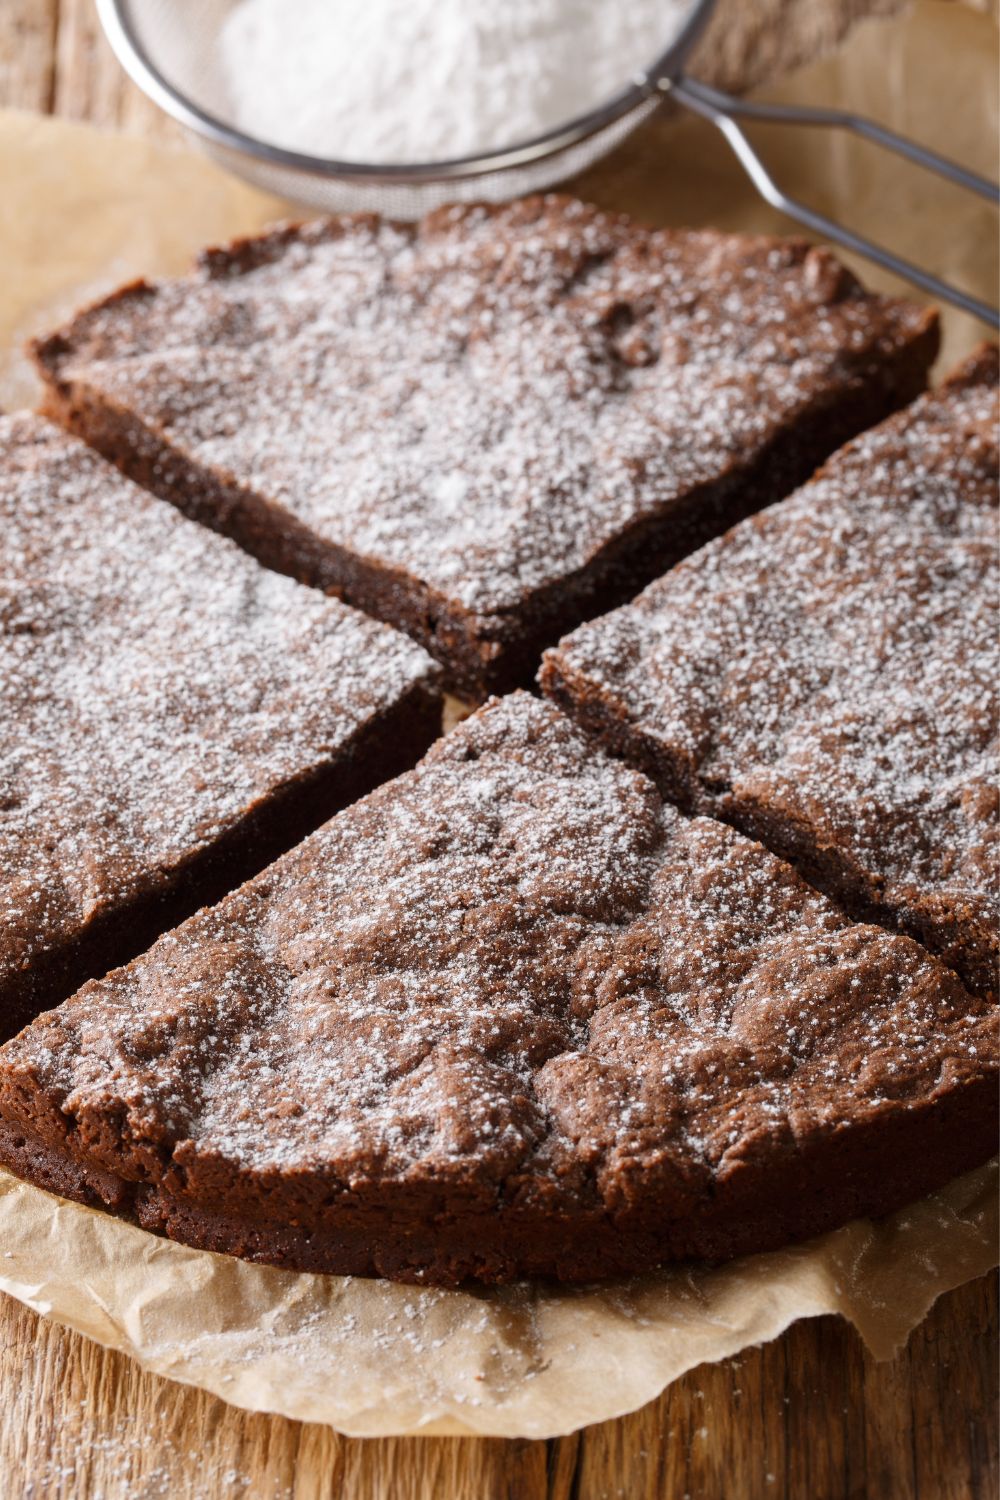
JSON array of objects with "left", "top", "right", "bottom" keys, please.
[{"left": 0, "top": 1162, "right": 995, "bottom": 1438}]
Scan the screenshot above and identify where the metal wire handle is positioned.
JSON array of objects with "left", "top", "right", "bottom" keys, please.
[
  {"left": 669, "top": 77, "right": 1000, "bottom": 328},
  {"left": 96, "top": 0, "right": 999, "bottom": 310}
]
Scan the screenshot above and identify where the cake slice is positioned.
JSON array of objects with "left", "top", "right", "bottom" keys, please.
[
  {"left": 0, "top": 694, "right": 993, "bottom": 1286},
  {"left": 34, "top": 196, "right": 938, "bottom": 698},
  {"left": 0, "top": 414, "right": 439, "bottom": 1039},
  {"left": 541, "top": 348, "right": 999, "bottom": 997}
]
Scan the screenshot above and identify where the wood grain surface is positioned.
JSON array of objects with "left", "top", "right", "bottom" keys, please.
[{"left": 1, "top": 4, "right": 997, "bottom": 1497}]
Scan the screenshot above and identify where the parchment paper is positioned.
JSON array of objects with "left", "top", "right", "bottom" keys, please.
[
  {"left": 0, "top": 0, "right": 997, "bottom": 1441},
  {"left": 0, "top": 109, "right": 286, "bottom": 412},
  {"left": 0, "top": 1163, "right": 995, "bottom": 1439}
]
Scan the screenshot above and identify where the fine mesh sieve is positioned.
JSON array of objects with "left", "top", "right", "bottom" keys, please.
[{"left": 97, "top": 0, "right": 998, "bottom": 325}]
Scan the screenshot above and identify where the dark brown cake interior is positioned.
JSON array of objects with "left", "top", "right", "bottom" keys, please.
[
  {"left": 1, "top": 207, "right": 992, "bottom": 1289},
  {"left": 0, "top": 413, "right": 441, "bottom": 1038},
  {"left": 541, "top": 347, "right": 1000, "bottom": 998},
  {"left": 0, "top": 695, "right": 993, "bottom": 1285}
]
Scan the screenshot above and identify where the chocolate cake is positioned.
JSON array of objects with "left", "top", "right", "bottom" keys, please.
[
  {"left": 0, "top": 413, "right": 440, "bottom": 1040},
  {"left": 34, "top": 196, "right": 939, "bottom": 698},
  {"left": 541, "top": 348, "right": 1000, "bottom": 998},
  {"left": 0, "top": 694, "right": 993, "bottom": 1286}
]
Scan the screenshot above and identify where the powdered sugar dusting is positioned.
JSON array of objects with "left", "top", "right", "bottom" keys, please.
[
  {"left": 0, "top": 414, "right": 436, "bottom": 994},
  {"left": 44, "top": 199, "right": 931, "bottom": 629},
  {"left": 545, "top": 357, "right": 1000, "bottom": 981},
  {"left": 219, "top": 0, "right": 689, "bottom": 163},
  {"left": 5, "top": 695, "right": 990, "bottom": 1273}
]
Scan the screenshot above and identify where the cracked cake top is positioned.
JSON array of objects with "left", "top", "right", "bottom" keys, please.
[
  {"left": 35, "top": 196, "right": 937, "bottom": 693},
  {"left": 542, "top": 348, "right": 1000, "bottom": 995},
  {"left": 0, "top": 413, "right": 437, "bottom": 1019},
  {"left": 1, "top": 695, "right": 991, "bottom": 1283}
]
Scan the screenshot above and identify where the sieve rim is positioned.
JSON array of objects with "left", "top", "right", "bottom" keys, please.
[{"left": 95, "top": 0, "right": 717, "bottom": 185}]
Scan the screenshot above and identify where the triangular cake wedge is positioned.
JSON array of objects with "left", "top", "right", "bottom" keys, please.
[
  {"left": 542, "top": 348, "right": 999, "bottom": 997},
  {"left": 34, "top": 197, "right": 938, "bottom": 698},
  {"left": 0, "top": 414, "right": 439, "bottom": 1038},
  {"left": 0, "top": 695, "right": 993, "bottom": 1286}
]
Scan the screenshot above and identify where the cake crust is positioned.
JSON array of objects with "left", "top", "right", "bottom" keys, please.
[
  {"left": 0, "top": 414, "right": 440, "bottom": 1038},
  {"left": 1, "top": 695, "right": 993, "bottom": 1286},
  {"left": 541, "top": 349, "right": 1000, "bottom": 997},
  {"left": 34, "top": 197, "right": 938, "bottom": 698}
]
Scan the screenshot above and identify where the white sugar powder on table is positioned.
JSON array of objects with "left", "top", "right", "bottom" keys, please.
[{"left": 219, "top": 0, "right": 692, "bottom": 164}]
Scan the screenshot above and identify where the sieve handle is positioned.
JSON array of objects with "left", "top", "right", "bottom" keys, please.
[{"left": 669, "top": 76, "right": 1000, "bottom": 329}]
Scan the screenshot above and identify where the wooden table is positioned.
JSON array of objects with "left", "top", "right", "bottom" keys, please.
[{"left": 1, "top": 4, "right": 997, "bottom": 1497}]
